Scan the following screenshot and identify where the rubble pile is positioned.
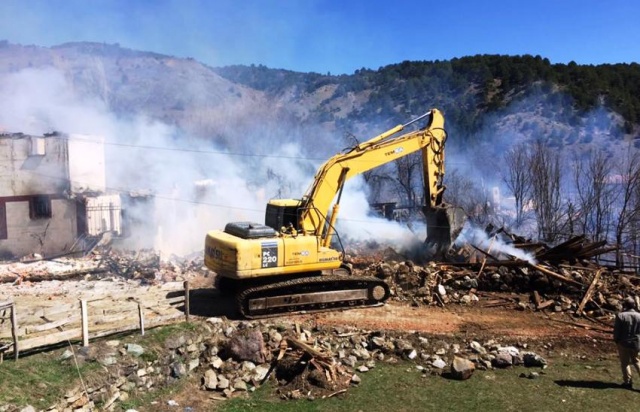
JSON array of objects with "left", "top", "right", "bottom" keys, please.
[
  {"left": 25, "top": 318, "right": 549, "bottom": 411},
  {"left": 0, "top": 248, "right": 207, "bottom": 285},
  {"left": 350, "top": 227, "right": 635, "bottom": 320}
]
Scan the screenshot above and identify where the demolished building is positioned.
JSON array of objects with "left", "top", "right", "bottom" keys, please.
[{"left": 0, "top": 132, "right": 149, "bottom": 259}]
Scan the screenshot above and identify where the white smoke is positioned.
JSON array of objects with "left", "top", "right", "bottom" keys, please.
[
  {"left": 336, "top": 177, "right": 425, "bottom": 250},
  {"left": 0, "top": 67, "right": 420, "bottom": 257},
  {"left": 454, "top": 224, "right": 537, "bottom": 264}
]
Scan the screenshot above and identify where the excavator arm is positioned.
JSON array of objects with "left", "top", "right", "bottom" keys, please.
[{"left": 295, "top": 108, "right": 464, "bottom": 254}]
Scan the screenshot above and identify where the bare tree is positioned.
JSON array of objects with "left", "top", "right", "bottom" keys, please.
[
  {"left": 529, "top": 141, "right": 564, "bottom": 242},
  {"left": 572, "top": 150, "right": 615, "bottom": 242},
  {"left": 502, "top": 143, "right": 532, "bottom": 228},
  {"left": 613, "top": 149, "right": 640, "bottom": 267},
  {"left": 444, "top": 169, "right": 491, "bottom": 225},
  {"left": 393, "top": 152, "right": 422, "bottom": 208}
]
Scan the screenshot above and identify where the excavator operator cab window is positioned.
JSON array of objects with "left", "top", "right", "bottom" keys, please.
[{"left": 265, "top": 204, "right": 300, "bottom": 232}]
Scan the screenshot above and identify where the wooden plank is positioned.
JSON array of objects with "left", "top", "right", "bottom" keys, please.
[
  {"left": 528, "top": 263, "right": 584, "bottom": 287},
  {"left": 10, "top": 304, "right": 18, "bottom": 360},
  {"left": 184, "top": 281, "right": 190, "bottom": 322},
  {"left": 537, "top": 300, "right": 555, "bottom": 310},
  {"left": 18, "top": 328, "right": 81, "bottom": 351},
  {"left": 576, "top": 269, "right": 603, "bottom": 316},
  {"left": 532, "top": 291, "right": 542, "bottom": 308},
  {"left": 24, "top": 315, "right": 81, "bottom": 334},
  {"left": 138, "top": 303, "right": 145, "bottom": 336},
  {"left": 81, "top": 299, "right": 89, "bottom": 347}
]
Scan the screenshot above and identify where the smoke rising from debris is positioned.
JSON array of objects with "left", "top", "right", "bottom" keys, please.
[
  {"left": 0, "top": 67, "right": 418, "bottom": 256},
  {"left": 455, "top": 224, "right": 537, "bottom": 265}
]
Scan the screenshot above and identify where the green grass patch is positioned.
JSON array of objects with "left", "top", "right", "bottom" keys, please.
[
  {"left": 221, "top": 358, "right": 635, "bottom": 412},
  {"left": 0, "top": 322, "right": 202, "bottom": 409},
  {"left": 0, "top": 349, "right": 102, "bottom": 409}
]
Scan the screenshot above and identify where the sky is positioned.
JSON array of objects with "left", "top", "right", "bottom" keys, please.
[{"left": 0, "top": 0, "right": 638, "bottom": 75}]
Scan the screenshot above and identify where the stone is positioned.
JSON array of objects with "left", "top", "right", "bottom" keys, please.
[
  {"left": 206, "top": 317, "right": 225, "bottom": 325},
  {"left": 224, "top": 330, "right": 267, "bottom": 364},
  {"left": 498, "top": 346, "right": 520, "bottom": 357},
  {"left": 269, "top": 330, "right": 283, "bottom": 343},
  {"left": 165, "top": 335, "right": 186, "bottom": 350},
  {"left": 105, "top": 340, "right": 120, "bottom": 347},
  {"left": 98, "top": 355, "right": 118, "bottom": 366},
  {"left": 351, "top": 374, "right": 362, "bottom": 384},
  {"left": 233, "top": 378, "right": 248, "bottom": 391},
  {"left": 19, "top": 406, "right": 36, "bottom": 412},
  {"left": 523, "top": 352, "right": 547, "bottom": 368},
  {"left": 492, "top": 352, "right": 513, "bottom": 368},
  {"left": 188, "top": 358, "right": 200, "bottom": 371},
  {"left": 342, "top": 355, "right": 357, "bottom": 367},
  {"left": 252, "top": 365, "right": 270, "bottom": 382},
  {"left": 406, "top": 349, "right": 417, "bottom": 360},
  {"left": 376, "top": 263, "right": 394, "bottom": 279},
  {"left": 126, "top": 344, "right": 145, "bottom": 357},
  {"left": 451, "top": 356, "right": 475, "bottom": 380},
  {"left": 432, "top": 358, "right": 447, "bottom": 369},
  {"left": 241, "top": 361, "right": 256, "bottom": 372},
  {"left": 217, "top": 375, "right": 230, "bottom": 389},
  {"left": 371, "top": 336, "right": 387, "bottom": 349},
  {"left": 469, "top": 341, "right": 486, "bottom": 355},
  {"left": 203, "top": 369, "right": 218, "bottom": 390},
  {"left": 352, "top": 348, "right": 371, "bottom": 360},
  {"left": 357, "top": 365, "right": 369, "bottom": 373},
  {"left": 210, "top": 356, "right": 224, "bottom": 369},
  {"left": 171, "top": 361, "right": 188, "bottom": 378},
  {"left": 58, "top": 349, "right": 74, "bottom": 361}
]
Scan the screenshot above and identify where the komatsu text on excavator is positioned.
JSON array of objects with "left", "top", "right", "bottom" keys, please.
[{"left": 205, "top": 109, "right": 465, "bottom": 318}]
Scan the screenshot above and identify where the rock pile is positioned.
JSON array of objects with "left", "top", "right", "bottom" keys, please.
[{"left": 8, "top": 317, "right": 549, "bottom": 411}]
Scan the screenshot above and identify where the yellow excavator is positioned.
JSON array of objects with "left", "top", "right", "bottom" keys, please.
[{"left": 204, "top": 108, "right": 465, "bottom": 318}]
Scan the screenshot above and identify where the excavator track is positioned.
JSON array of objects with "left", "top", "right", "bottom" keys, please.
[{"left": 236, "top": 275, "right": 391, "bottom": 319}]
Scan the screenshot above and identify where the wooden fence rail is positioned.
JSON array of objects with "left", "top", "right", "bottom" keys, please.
[{"left": 0, "top": 281, "right": 189, "bottom": 359}]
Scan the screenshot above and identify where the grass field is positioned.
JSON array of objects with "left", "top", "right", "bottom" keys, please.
[{"left": 220, "top": 359, "right": 636, "bottom": 412}]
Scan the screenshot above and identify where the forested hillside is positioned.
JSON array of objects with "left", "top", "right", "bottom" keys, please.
[{"left": 215, "top": 55, "right": 640, "bottom": 140}]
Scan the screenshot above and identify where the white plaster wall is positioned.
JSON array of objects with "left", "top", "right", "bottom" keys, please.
[
  {"left": 67, "top": 135, "right": 106, "bottom": 193},
  {"left": 0, "top": 199, "right": 77, "bottom": 258},
  {"left": 0, "top": 135, "right": 69, "bottom": 196}
]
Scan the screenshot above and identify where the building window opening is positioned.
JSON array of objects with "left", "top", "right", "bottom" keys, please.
[{"left": 30, "top": 195, "right": 52, "bottom": 219}]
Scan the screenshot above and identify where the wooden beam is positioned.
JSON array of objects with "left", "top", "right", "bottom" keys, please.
[
  {"left": 138, "top": 302, "right": 145, "bottom": 336},
  {"left": 528, "top": 263, "right": 584, "bottom": 287},
  {"left": 576, "top": 269, "right": 603, "bottom": 316},
  {"left": 183, "top": 281, "right": 190, "bottom": 322},
  {"left": 80, "top": 299, "right": 89, "bottom": 347},
  {"left": 10, "top": 303, "right": 18, "bottom": 360}
]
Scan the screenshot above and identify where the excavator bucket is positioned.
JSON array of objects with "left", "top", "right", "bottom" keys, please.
[{"left": 423, "top": 205, "right": 467, "bottom": 259}]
